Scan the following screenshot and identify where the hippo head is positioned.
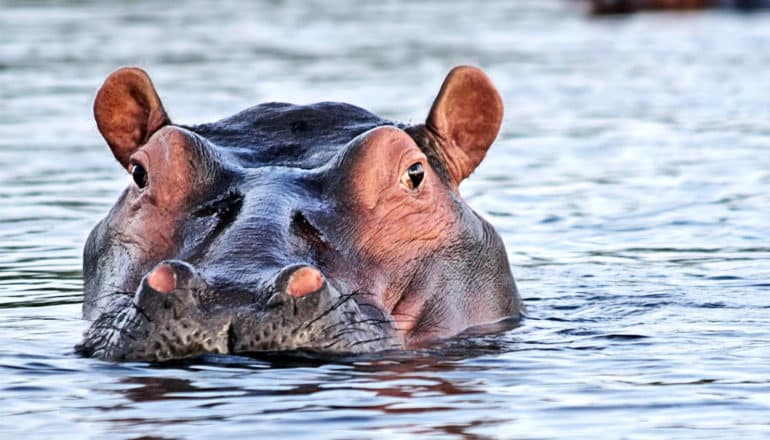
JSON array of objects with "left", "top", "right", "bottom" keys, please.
[{"left": 77, "top": 66, "right": 522, "bottom": 361}]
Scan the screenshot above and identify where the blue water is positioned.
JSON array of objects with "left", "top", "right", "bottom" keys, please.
[{"left": 1, "top": 1, "right": 769, "bottom": 438}]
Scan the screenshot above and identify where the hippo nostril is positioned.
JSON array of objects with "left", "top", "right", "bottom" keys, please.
[
  {"left": 284, "top": 266, "right": 325, "bottom": 298},
  {"left": 143, "top": 259, "right": 202, "bottom": 293},
  {"left": 136, "top": 260, "right": 203, "bottom": 311},
  {"left": 147, "top": 263, "right": 176, "bottom": 293}
]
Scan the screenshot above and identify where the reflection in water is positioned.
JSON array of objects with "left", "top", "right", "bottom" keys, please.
[
  {"left": 106, "top": 350, "right": 505, "bottom": 438},
  {"left": 1, "top": 0, "right": 769, "bottom": 438},
  {"left": 116, "top": 346, "right": 498, "bottom": 403}
]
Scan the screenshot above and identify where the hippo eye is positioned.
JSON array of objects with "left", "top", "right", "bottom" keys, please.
[
  {"left": 402, "top": 162, "right": 424, "bottom": 190},
  {"left": 131, "top": 163, "right": 147, "bottom": 189}
]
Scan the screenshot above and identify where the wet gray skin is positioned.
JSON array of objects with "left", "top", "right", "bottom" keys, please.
[
  {"left": 79, "top": 261, "right": 397, "bottom": 361},
  {"left": 76, "top": 66, "right": 522, "bottom": 362}
]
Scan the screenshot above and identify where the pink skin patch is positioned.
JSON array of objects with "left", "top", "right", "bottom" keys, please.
[
  {"left": 147, "top": 263, "right": 176, "bottom": 293},
  {"left": 287, "top": 267, "right": 324, "bottom": 297}
]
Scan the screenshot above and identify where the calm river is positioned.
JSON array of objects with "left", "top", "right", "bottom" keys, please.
[{"left": 1, "top": 0, "right": 769, "bottom": 438}]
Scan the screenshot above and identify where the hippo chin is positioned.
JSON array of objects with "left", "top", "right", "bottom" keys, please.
[{"left": 76, "top": 66, "right": 523, "bottom": 362}]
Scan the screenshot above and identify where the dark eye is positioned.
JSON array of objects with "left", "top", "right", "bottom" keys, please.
[
  {"left": 131, "top": 163, "right": 147, "bottom": 189},
  {"left": 403, "top": 162, "right": 424, "bottom": 190}
]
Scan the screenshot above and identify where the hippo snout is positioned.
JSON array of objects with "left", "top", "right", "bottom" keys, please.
[
  {"left": 77, "top": 260, "right": 231, "bottom": 361},
  {"left": 226, "top": 264, "right": 401, "bottom": 355},
  {"left": 77, "top": 261, "right": 400, "bottom": 362}
]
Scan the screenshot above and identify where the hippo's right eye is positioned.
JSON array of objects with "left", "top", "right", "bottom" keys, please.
[{"left": 131, "top": 163, "right": 147, "bottom": 189}]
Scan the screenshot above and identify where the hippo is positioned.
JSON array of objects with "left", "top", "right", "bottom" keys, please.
[
  {"left": 76, "top": 66, "right": 523, "bottom": 362},
  {"left": 588, "top": 0, "right": 770, "bottom": 14}
]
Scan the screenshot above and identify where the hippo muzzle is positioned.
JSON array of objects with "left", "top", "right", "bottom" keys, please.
[
  {"left": 78, "top": 66, "right": 522, "bottom": 362},
  {"left": 78, "top": 261, "right": 398, "bottom": 361}
]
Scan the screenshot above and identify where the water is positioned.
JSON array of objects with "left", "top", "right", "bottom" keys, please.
[{"left": 1, "top": 0, "right": 769, "bottom": 438}]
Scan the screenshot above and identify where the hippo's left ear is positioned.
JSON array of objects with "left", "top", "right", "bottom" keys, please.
[
  {"left": 425, "top": 66, "right": 503, "bottom": 187},
  {"left": 93, "top": 67, "right": 171, "bottom": 170}
]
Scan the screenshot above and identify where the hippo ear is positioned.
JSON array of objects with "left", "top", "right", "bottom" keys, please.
[
  {"left": 425, "top": 66, "right": 503, "bottom": 187},
  {"left": 93, "top": 67, "right": 170, "bottom": 169}
]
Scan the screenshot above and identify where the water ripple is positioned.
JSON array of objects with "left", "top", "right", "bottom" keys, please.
[{"left": 1, "top": 0, "right": 770, "bottom": 438}]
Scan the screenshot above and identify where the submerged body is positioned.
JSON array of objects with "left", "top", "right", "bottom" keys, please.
[{"left": 77, "top": 66, "right": 522, "bottom": 361}]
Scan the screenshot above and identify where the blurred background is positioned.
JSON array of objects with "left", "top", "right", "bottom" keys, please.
[{"left": 1, "top": 1, "right": 769, "bottom": 438}]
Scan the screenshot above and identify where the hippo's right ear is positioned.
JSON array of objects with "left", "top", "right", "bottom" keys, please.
[{"left": 93, "top": 67, "right": 170, "bottom": 169}]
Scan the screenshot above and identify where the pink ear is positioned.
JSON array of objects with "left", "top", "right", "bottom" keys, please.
[
  {"left": 93, "top": 67, "right": 170, "bottom": 169},
  {"left": 426, "top": 66, "right": 503, "bottom": 187}
]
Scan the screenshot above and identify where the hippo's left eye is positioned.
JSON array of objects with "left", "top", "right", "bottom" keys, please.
[{"left": 401, "top": 162, "right": 424, "bottom": 190}]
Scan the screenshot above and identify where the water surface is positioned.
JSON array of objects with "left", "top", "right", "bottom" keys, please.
[{"left": 1, "top": 1, "right": 769, "bottom": 438}]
